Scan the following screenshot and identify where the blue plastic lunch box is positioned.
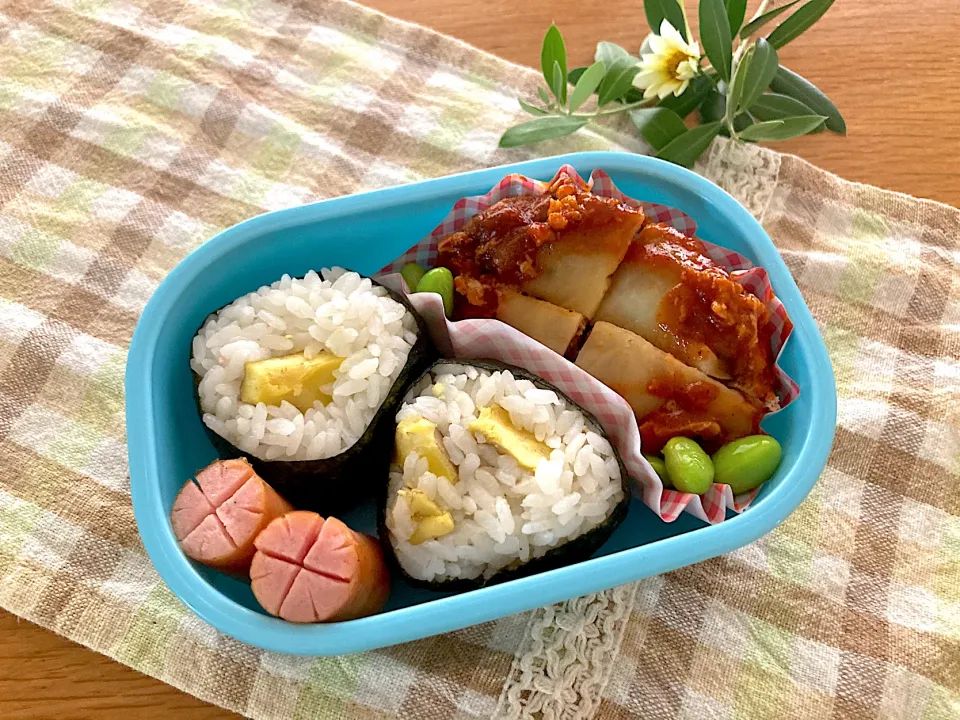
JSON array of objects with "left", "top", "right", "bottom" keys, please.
[{"left": 125, "top": 151, "right": 837, "bottom": 655}]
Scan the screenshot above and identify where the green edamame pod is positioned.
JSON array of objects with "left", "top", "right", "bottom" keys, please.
[
  {"left": 712, "top": 435, "right": 782, "bottom": 495},
  {"left": 663, "top": 437, "right": 714, "bottom": 495},
  {"left": 400, "top": 262, "right": 426, "bottom": 292},
  {"left": 416, "top": 267, "right": 454, "bottom": 317},
  {"left": 644, "top": 454, "right": 671, "bottom": 487}
]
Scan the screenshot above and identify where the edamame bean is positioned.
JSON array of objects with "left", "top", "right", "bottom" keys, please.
[
  {"left": 644, "top": 454, "right": 671, "bottom": 487},
  {"left": 400, "top": 262, "right": 426, "bottom": 292},
  {"left": 712, "top": 435, "right": 782, "bottom": 495},
  {"left": 663, "top": 437, "right": 714, "bottom": 495},
  {"left": 415, "top": 267, "right": 454, "bottom": 316}
]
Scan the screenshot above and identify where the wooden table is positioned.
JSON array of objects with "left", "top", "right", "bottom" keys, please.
[
  {"left": 375, "top": 0, "right": 960, "bottom": 208},
  {"left": 4, "top": 2, "right": 958, "bottom": 718}
]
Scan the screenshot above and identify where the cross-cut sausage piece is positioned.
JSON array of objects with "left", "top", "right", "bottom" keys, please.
[
  {"left": 170, "top": 458, "right": 293, "bottom": 574},
  {"left": 250, "top": 511, "right": 390, "bottom": 623}
]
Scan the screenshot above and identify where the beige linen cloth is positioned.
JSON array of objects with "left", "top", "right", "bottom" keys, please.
[{"left": 0, "top": 0, "right": 957, "bottom": 717}]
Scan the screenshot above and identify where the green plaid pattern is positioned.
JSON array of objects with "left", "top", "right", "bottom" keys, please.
[{"left": 0, "top": 0, "right": 956, "bottom": 717}]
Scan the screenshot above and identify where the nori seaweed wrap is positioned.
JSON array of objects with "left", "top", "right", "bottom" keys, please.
[
  {"left": 191, "top": 268, "right": 435, "bottom": 516},
  {"left": 381, "top": 359, "right": 629, "bottom": 591}
]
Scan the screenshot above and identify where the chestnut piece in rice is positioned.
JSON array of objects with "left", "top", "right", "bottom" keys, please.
[
  {"left": 191, "top": 267, "right": 434, "bottom": 515},
  {"left": 382, "top": 360, "right": 630, "bottom": 589}
]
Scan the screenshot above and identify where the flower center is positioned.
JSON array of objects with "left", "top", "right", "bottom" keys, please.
[{"left": 665, "top": 50, "right": 689, "bottom": 80}]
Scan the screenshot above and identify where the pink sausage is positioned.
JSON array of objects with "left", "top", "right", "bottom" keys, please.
[
  {"left": 170, "top": 458, "right": 293, "bottom": 574},
  {"left": 250, "top": 511, "right": 390, "bottom": 623}
]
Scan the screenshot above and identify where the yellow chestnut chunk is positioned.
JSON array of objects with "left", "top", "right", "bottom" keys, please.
[
  {"left": 397, "top": 488, "right": 455, "bottom": 545},
  {"left": 239, "top": 351, "right": 342, "bottom": 412},
  {"left": 408, "top": 513, "right": 455, "bottom": 545},
  {"left": 468, "top": 405, "right": 551, "bottom": 471},
  {"left": 397, "top": 488, "right": 445, "bottom": 518},
  {"left": 395, "top": 417, "right": 458, "bottom": 482}
]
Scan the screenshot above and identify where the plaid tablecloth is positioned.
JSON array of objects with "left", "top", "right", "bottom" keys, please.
[{"left": 0, "top": 0, "right": 956, "bottom": 717}]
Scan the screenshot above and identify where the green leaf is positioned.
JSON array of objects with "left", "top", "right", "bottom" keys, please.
[
  {"left": 541, "top": 25, "right": 567, "bottom": 103},
  {"left": 656, "top": 121, "right": 723, "bottom": 167},
  {"left": 552, "top": 61, "right": 566, "bottom": 106},
  {"left": 700, "top": 0, "right": 733, "bottom": 82},
  {"left": 718, "top": 112, "right": 756, "bottom": 137},
  {"left": 735, "top": 38, "right": 779, "bottom": 113},
  {"left": 737, "top": 114, "right": 828, "bottom": 141},
  {"left": 699, "top": 87, "right": 727, "bottom": 123},
  {"left": 733, "top": 112, "right": 755, "bottom": 132},
  {"left": 537, "top": 87, "right": 551, "bottom": 105},
  {"left": 644, "top": 0, "right": 688, "bottom": 40},
  {"left": 567, "top": 67, "right": 587, "bottom": 86},
  {"left": 518, "top": 99, "right": 549, "bottom": 116},
  {"left": 569, "top": 61, "right": 606, "bottom": 111},
  {"left": 769, "top": 66, "right": 845, "bottom": 133},
  {"left": 749, "top": 92, "right": 813, "bottom": 118},
  {"left": 767, "top": 0, "right": 834, "bottom": 48},
  {"left": 739, "top": 0, "right": 801, "bottom": 38},
  {"left": 749, "top": 92, "right": 823, "bottom": 132},
  {"left": 595, "top": 41, "right": 631, "bottom": 65},
  {"left": 726, "top": 45, "right": 752, "bottom": 122},
  {"left": 630, "top": 107, "right": 688, "bottom": 150},
  {"left": 499, "top": 116, "right": 589, "bottom": 147},
  {"left": 658, "top": 75, "right": 711, "bottom": 118},
  {"left": 725, "top": 0, "right": 748, "bottom": 34},
  {"left": 597, "top": 57, "right": 641, "bottom": 106}
]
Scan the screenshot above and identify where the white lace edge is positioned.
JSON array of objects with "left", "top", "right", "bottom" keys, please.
[
  {"left": 696, "top": 136, "right": 782, "bottom": 222},
  {"left": 492, "top": 582, "right": 638, "bottom": 720},
  {"left": 491, "top": 139, "right": 782, "bottom": 720}
]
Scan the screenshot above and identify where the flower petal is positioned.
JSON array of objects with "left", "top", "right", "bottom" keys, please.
[
  {"left": 633, "top": 70, "right": 664, "bottom": 89},
  {"left": 649, "top": 34, "right": 667, "bottom": 55},
  {"left": 674, "top": 79, "right": 690, "bottom": 97},
  {"left": 658, "top": 81, "right": 679, "bottom": 99},
  {"left": 639, "top": 34, "right": 655, "bottom": 57},
  {"left": 643, "top": 84, "right": 660, "bottom": 99},
  {"left": 677, "top": 59, "right": 699, "bottom": 80},
  {"left": 640, "top": 57, "right": 669, "bottom": 73},
  {"left": 660, "top": 19, "right": 683, "bottom": 45}
]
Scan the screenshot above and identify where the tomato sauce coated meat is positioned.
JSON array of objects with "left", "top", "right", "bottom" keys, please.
[
  {"left": 434, "top": 174, "right": 783, "bottom": 454},
  {"left": 632, "top": 224, "right": 778, "bottom": 407},
  {"left": 437, "top": 172, "right": 642, "bottom": 318},
  {"left": 639, "top": 377, "right": 763, "bottom": 455}
]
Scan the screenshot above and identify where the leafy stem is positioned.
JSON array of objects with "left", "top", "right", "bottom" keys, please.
[
  {"left": 751, "top": 0, "right": 772, "bottom": 25},
  {"left": 500, "top": 2, "right": 843, "bottom": 163},
  {"left": 578, "top": 98, "right": 658, "bottom": 118}
]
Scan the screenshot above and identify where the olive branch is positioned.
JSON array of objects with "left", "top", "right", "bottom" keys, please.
[{"left": 500, "top": 0, "right": 844, "bottom": 168}]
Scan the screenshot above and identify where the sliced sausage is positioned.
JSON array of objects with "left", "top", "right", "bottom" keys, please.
[
  {"left": 250, "top": 511, "right": 390, "bottom": 623},
  {"left": 170, "top": 458, "right": 293, "bottom": 574}
]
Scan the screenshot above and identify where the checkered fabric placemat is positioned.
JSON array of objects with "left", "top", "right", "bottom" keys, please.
[{"left": 0, "top": 0, "right": 956, "bottom": 717}]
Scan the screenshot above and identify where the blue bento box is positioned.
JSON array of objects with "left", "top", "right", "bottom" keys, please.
[{"left": 125, "top": 151, "right": 837, "bottom": 656}]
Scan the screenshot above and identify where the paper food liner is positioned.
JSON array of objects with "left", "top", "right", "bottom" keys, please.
[{"left": 378, "top": 165, "right": 797, "bottom": 524}]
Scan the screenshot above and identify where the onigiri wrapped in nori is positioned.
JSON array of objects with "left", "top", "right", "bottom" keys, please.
[
  {"left": 191, "top": 267, "right": 434, "bottom": 514},
  {"left": 382, "top": 360, "right": 630, "bottom": 589}
]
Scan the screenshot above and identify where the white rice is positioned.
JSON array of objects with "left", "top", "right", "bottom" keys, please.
[
  {"left": 191, "top": 268, "right": 417, "bottom": 461},
  {"left": 386, "top": 363, "right": 624, "bottom": 582}
]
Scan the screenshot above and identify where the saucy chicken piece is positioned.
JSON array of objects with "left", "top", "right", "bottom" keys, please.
[
  {"left": 495, "top": 290, "right": 585, "bottom": 357},
  {"left": 438, "top": 172, "right": 645, "bottom": 319},
  {"left": 575, "top": 322, "right": 762, "bottom": 454},
  {"left": 594, "top": 223, "right": 777, "bottom": 406}
]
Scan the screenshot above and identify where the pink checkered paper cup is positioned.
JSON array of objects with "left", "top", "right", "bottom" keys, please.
[{"left": 378, "top": 165, "right": 797, "bottom": 525}]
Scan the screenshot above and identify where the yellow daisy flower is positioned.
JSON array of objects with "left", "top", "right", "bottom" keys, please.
[{"left": 633, "top": 20, "right": 701, "bottom": 100}]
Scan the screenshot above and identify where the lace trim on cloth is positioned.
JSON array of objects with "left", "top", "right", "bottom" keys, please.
[
  {"left": 493, "top": 583, "right": 638, "bottom": 720},
  {"left": 492, "top": 139, "right": 782, "bottom": 720},
  {"left": 696, "top": 136, "right": 782, "bottom": 221}
]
